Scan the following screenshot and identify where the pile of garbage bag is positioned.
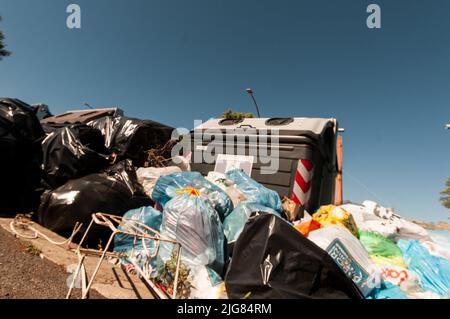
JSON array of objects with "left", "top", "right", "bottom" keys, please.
[
  {"left": 37, "top": 160, "right": 152, "bottom": 243},
  {"left": 87, "top": 116, "right": 174, "bottom": 167},
  {"left": 41, "top": 124, "right": 110, "bottom": 189},
  {"left": 0, "top": 98, "right": 45, "bottom": 215},
  {"left": 3, "top": 97, "right": 450, "bottom": 300}
]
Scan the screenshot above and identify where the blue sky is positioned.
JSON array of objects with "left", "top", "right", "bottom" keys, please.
[{"left": 1, "top": 0, "right": 449, "bottom": 221}]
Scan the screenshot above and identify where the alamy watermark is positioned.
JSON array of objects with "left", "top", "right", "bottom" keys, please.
[
  {"left": 170, "top": 120, "right": 281, "bottom": 175},
  {"left": 66, "top": 4, "right": 81, "bottom": 29},
  {"left": 66, "top": 4, "right": 381, "bottom": 30}
]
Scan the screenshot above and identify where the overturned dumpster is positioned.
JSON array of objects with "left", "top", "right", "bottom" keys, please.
[{"left": 189, "top": 117, "right": 338, "bottom": 214}]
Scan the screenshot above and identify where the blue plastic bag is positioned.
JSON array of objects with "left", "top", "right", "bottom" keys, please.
[
  {"left": 398, "top": 239, "right": 450, "bottom": 297},
  {"left": 368, "top": 282, "right": 408, "bottom": 299},
  {"left": 152, "top": 171, "right": 233, "bottom": 220},
  {"left": 113, "top": 206, "right": 163, "bottom": 273},
  {"left": 158, "top": 194, "right": 225, "bottom": 276},
  {"left": 223, "top": 202, "right": 281, "bottom": 242},
  {"left": 225, "top": 169, "right": 282, "bottom": 212}
]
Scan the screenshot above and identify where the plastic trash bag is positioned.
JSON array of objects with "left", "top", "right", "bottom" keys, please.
[
  {"left": 225, "top": 212, "right": 363, "bottom": 299},
  {"left": 398, "top": 239, "right": 450, "bottom": 297},
  {"left": 41, "top": 124, "right": 110, "bottom": 189},
  {"left": 206, "top": 171, "right": 247, "bottom": 207},
  {"left": 152, "top": 171, "right": 233, "bottom": 220},
  {"left": 158, "top": 193, "right": 225, "bottom": 276},
  {"left": 225, "top": 169, "right": 282, "bottom": 212},
  {"left": 189, "top": 266, "right": 228, "bottom": 299},
  {"left": 0, "top": 98, "right": 45, "bottom": 215},
  {"left": 368, "top": 282, "right": 408, "bottom": 299},
  {"left": 36, "top": 160, "right": 152, "bottom": 243},
  {"left": 359, "top": 231, "right": 404, "bottom": 260},
  {"left": 427, "top": 231, "right": 450, "bottom": 262},
  {"left": 87, "top": 116, "right": 174, "bottom": 167},
  {"left": 294, "top": 219, "right": 322, "bottom": 237},
  {"left": 223, "top": 202, "right": 281, "bottom": 243},
  {"left": 341, "top": 202, "right": 430, "bottom": 241},
  {"left": 421, "top": 240, "right": 450, "bottom": 261},
  {"left": 312, "top": 205, "right": 359, "bottom": 238},
  {"left": 308, "top": 225, "right": 381, "bottom": 297},
  {"left": 136, "top": 166, "right": 182, "bottom": 198},
  {"left": 113, "top": 206, "right": 163, "bottom": 275}
]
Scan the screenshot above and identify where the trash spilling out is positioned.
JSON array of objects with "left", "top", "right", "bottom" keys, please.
[{"left": 2, "top": 100, "right": 450, "bottom": 300}]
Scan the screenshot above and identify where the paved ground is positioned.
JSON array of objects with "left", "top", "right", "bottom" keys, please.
[{"left": 0, "top": 226, "right": 104, "bottom": 299}]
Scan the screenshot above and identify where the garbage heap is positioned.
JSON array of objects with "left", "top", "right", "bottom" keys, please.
[{"left": 1, "top": 98, "right": 449, "bottom": 299}]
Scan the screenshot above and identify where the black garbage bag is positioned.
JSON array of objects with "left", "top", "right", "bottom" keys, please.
[
  {"left": 36, "top": 160, "right": 152, "bottom": 243},
  {"left": 32, "top": 104, "right": 53, "bottom": 120},
  {"left": 225, "top": 212, "right": 364, "bottom": 299},
  {"left": 88, "top": 116, "right": 174, "bottom": 167},
  {"left": 41, "top": 124, "right": 110, "bottom": 189},
  {"left": 0, "top": 98, "right": 45, "bottom": 215}
]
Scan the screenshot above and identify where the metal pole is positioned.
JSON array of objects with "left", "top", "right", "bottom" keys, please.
[
  {"left": 334, "top": 136, "right": 343, "bottom": 205},
  {"left": 246, "top": 88, "right": 261, "bottom": 118}
]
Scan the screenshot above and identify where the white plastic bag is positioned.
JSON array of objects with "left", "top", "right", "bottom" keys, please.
[
  {"left": 308, "top": 225, "right": 381, "bottom": 297},
  {"left": 136, "top": 166, "right": 182, "bottom": 198},
  {"left": 189, "top": 266, "right": 228, "bottom": 299},
  {"left": 341, "top": 202, "right": 430, "bottom": 241}
]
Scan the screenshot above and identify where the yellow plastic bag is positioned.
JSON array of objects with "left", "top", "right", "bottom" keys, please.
[
  {"left": 371, "top": 255, "right": 407, "bottom": 269},
  {"left": 312, "top": 205, "right": 359, "bottom": 238}
]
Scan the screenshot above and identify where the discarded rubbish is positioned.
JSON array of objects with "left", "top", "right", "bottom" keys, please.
[
  {"left": 294, "top": 219, "right": 322, "bottom": 237},
  {"left": 205, "top": 171, "right": 247, "bottom": 207},
  {"left": 225, "top": 212, "right": 363, "bottom": 299},
  {"left": 152, "top": 171, "right": 233, "bottom": 220},
  {"left": 0, "top": 98, "right": 45, "bottom": 215},
  {"left": 113, "top": 206, "right": 163, "bottom": 274},
  {"left": 312, "top": 205, "right": 359, "bottom": 238},
  {"left": 281, "top": 196, "right": 302, "bottom": 222},
  {"left": 3, "top": 100, "right": 449, "bottom": 300},
  {"left": 136, "top": 166, "right": 182, "bottom": 198},
  {"left": 87, "top": 116, "right": 174, "bottom": 167},
  {"left": 41, "top": 124, "right": 110, "bottom": 189},
  {"left": 37, "top": 160, "right": 151, "bottom": 242},
  {"left": 308, "top": 225, "right": 380, "bottom": 297},
  {"left": 359, "top": 231, "right": 404, "bottom": 261},
  {"left": 158, "top": 192, "right": 225, "bottom": 276},
  {"left": 188, "top": 266, "right": 227, "bottom": 299},
  {"left": 223, "top": 202, "right": 281, "bottom": 243},
  {"left": 341, "top": 202, "right": 430, "bottom": 241},
  {"left": 368, "top": 282, "right": 408, "bottom": 299},
  {"left": 225, "top": 169, "right": 282, "bottom": 212},
  {"left": 398, "top": 239, "right": 450, "bottom": 297},
  {"left": 66, "top": 212, "right": 182, "bottom": 299}
]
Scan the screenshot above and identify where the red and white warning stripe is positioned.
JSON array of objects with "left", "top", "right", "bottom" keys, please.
[{"left": 292, "top": 159, "right": 314, "bottom": 207}]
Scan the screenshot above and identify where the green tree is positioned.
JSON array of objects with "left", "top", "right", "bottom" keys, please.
[
  {"left": 441, "top": 178, "right": 450, "bottom": 209},
  {"left": 0, "top": 17, "right": 11, "bottom": 60},
  {"left": 222, "top": 109, "right": 254, "bottom": 120}
]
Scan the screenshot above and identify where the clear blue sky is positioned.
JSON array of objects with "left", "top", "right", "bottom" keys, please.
[{"left": 1, "top": 0, "right": 449, "bottom": 221}]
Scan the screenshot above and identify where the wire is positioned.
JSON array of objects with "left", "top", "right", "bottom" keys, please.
[
  {"left": 9, "top": 216, "right": 82, "bottom": 246},
  {"left": 344, "top": 169, "right": 389, "bottom": 207}
]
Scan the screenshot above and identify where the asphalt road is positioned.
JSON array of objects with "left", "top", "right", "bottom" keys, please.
[{"left": 0, "top": 226, "right": 104, "bottom": 299}]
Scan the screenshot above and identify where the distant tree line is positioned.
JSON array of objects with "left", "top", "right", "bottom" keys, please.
[
  {"left": 441, "top": 178, "right": 450, "bottom": 209},
  {"left": 0, "top": 16, "right": 11, "bottom": 60}
]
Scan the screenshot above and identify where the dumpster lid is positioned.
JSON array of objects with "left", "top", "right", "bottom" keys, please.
[{"left": 194, "top": 117, "right": 337, "bottom": 140}]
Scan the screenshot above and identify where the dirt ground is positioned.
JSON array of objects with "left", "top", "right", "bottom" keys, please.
[{"left": 0, "top": 226, "right": 104, "bottom": 299}]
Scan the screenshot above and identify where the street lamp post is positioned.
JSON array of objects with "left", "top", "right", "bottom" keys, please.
[{"left": 246, "top": 88, "right": 261, "bottom": 118}]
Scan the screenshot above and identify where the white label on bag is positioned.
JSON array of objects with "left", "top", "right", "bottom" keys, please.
[{"left": 214, "top": 154, "right": 254, "bottom": 176}]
